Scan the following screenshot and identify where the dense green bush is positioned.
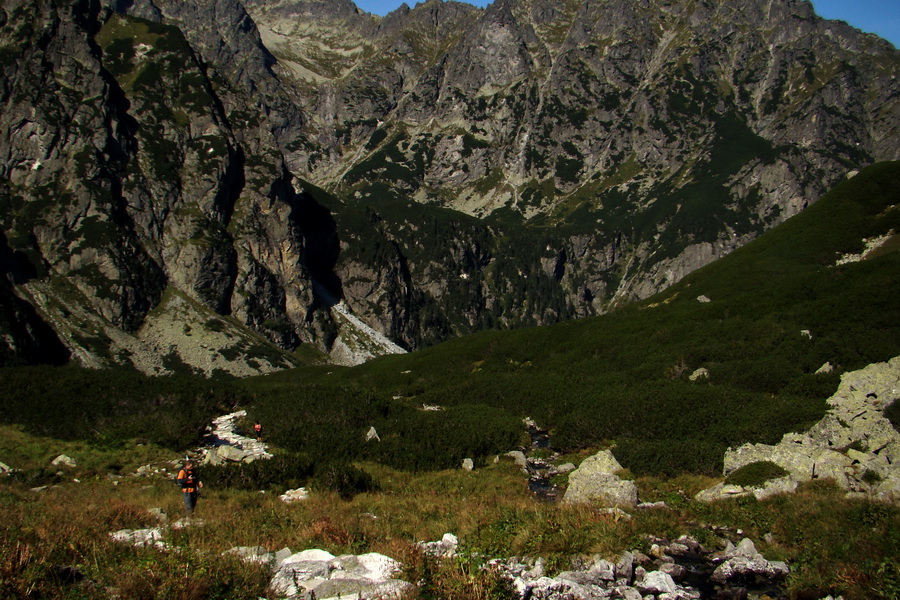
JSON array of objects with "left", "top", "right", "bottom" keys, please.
[
  {"left": 244, "top": 383, "right": 522, "bottom": 472},
  {"left": 615, "top": 439, "right": 726, "bottom": 477},
  {"left": 725, "top": 461, "right": 789, "bottom": 487},
  {"left": 310, "top": 462, "right": 378, "bottom": 499},
  {"left": 246, "top": 162, "right": 898, "bottom": 478},
  {"left": 201, "top": 454, "right": 375, "bottom": 499},
  {"left": 0, "top": 366, "right": 240, "bottom": 449},
  {"left": 201, "top": 452, "right": 315, "bottom": 491}
]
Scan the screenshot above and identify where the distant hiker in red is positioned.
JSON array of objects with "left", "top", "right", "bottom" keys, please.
[
  {"left": 254, "top": 421, "right": 263, "bottom": 440},
  {"left": 176, "top": 460, "right": 203, "bottom": 516}
]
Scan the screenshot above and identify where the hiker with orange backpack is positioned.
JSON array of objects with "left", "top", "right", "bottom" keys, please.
[{"left": 176, "top": 460, "right": 203, "bottom": 516}]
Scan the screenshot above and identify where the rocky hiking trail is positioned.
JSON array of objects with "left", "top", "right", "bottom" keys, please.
[{"left": 200, "top": 410, "right": 273, "bottom": 466}]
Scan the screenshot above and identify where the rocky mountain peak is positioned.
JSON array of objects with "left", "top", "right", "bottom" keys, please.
[{"left": 0, "top": 0, "right": 897, "bottom": 372}]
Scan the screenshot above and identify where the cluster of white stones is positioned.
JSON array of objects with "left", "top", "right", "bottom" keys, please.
[{"left": 204, "top": 410, "right": 272, "bottom": 465}]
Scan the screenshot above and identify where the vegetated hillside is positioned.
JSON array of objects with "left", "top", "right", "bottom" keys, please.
[
  {"left": 0, "top": 165, "right": 896, "bottom": 600},
  {"left": 0, "top": 0, "right": 897, "bottom": 372},
  {"left": 240, "top": 161, "right": 900, "bottom": 476}
]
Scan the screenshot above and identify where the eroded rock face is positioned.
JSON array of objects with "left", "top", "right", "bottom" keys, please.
[{"left": 699, "top": 356, "right": 900, "bottom": 503}]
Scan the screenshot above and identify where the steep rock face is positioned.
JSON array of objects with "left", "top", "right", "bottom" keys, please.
[
  {"left": 0, "top": 0, "right": 897, "bottom": 370},
  {"left": 0, "top": 0, "right": 337, "bottom": 372},
  {"left": 274, "top": 0, "right": 898, "bottom": 334}
]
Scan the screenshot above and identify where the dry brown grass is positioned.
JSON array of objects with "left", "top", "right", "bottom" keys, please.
[{"left": 1, "top": 460, "right": 897, "bottom": 599}]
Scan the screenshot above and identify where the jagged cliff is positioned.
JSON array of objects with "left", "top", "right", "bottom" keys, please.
[{"left": 0, "top": 0, "right": 897, "bottom": 372}]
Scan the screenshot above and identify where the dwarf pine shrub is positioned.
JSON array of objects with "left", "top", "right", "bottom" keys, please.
[
  {"left": 725, "top": 461, "right": 789, "bottom": 488},
  {"left": 885, "top": 400, "right": 900, "bottom": 433},
  {"left": 201, "top": 452, "right": 315, "bottom": 491}
]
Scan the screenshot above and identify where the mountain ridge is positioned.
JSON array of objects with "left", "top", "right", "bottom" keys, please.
[{"left": 0, "top": 0, "right": 897, "bottom": 372}]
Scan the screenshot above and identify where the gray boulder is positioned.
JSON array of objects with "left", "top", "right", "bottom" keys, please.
[
  {"left": 203, "top": 449, "right": 224, "bottom": 466},
  {"left": 613, "top": 586, "right": 643, "bottom": 600},
  {"left": 216, "top": 444, "right": 248, "bottom": 463},
  {"left": 329, "top": 553, "right": 401, "bottom": 581},
  {"left": 526, "top": 576, "right": 602, "bottom": 600},
  {"left": 711, "top": 555, "right": 789, "bottom": 583},
  {"left": 551, "top": 462, "right": 576, "bottom": 476},
  {"left": 587, "top": 558, "right": 616, "bottom": 582},
  {"left": 506, "top": 451, "right": 529, "bottom": 470},
  {"left": 565, "top": 473, "right": 638, "bottom": 508},
  {"left": 711, "top": 538, "right": 789, "bottom": 584},
  {"left": 419, "top": 533, "right": 459, "bottom": 558},
  {"left": 700, "top": 357, "right": 900, "bottom": 503},
  {"left": 563, "top": 450, "right": 638, "bottom": 508},
  {"left": 270, "top": 555, "right": 333, "bottom": 597},
  {"left": 875, "top": 470, "right": 900, "bottom": 503},
  {"left": 315, "top": 579, "right": 413, "bottom": 600},
  {"left": 752, "top": 477, "right": 799, "bottom": 501},
  {"left": 274, "top": 547, "right": 294, "bottom": 564},
  {"left": 637, "top": 571, "right": 678, "bottom": 594},
  {"left": 724, "top": 443, "right": 853, "bottom": 488},
  {"left": 659, "top": 562, "right": 688, "bottom": 581},
  {"left": 615, "top": 551, "right": 635, "bottom": 582}
]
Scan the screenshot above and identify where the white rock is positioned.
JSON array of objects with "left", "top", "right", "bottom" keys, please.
[
  {"left": 51, "top": 454, "right": 76, "bottom": 468},
  {"left": 614, "top": 586, "right": 643, "bottom": 600},
  {"left": 552, "top": 462, "right": 576, "bottom": 475},
  {"left": 225, "top": 546, "right": 274, "bottom": 565},
  {"left": 329, "top": 553, "right": 401, "bottom": 581},
  {"left": 419, "top": 533, "right": 459, "bottom": 558},
  {"left": 280, "top": 487, "right": 310, "bottom": 503},
  {"left": 314, "top": 578, "right": 413, "bottom": 600},
  {"left": 109, "top": 528, "right": 168, "bottom": 550},
  {"left": 563, "top": 450, "right": 639, "bottom": 508},
  {"left": 752, "top": 477, "right": 799, "bottom": 501},
  {"left": 689, "top": 367, "right": 710, "bottom": 381},
  {"left": 733, "top": 538, "right": 760, "bottom": 559},
  {"left": 283, "top": 549, "right": 336, "bottom": 563},
  {"left": 171, "top": 518, "right": 205, "bottom": 529},
  {"left": 216, "top": 444, "right": 248, "bottom": 462},
  {"left": 506, "top": 450, "right": 529, "bottom": 470}
]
